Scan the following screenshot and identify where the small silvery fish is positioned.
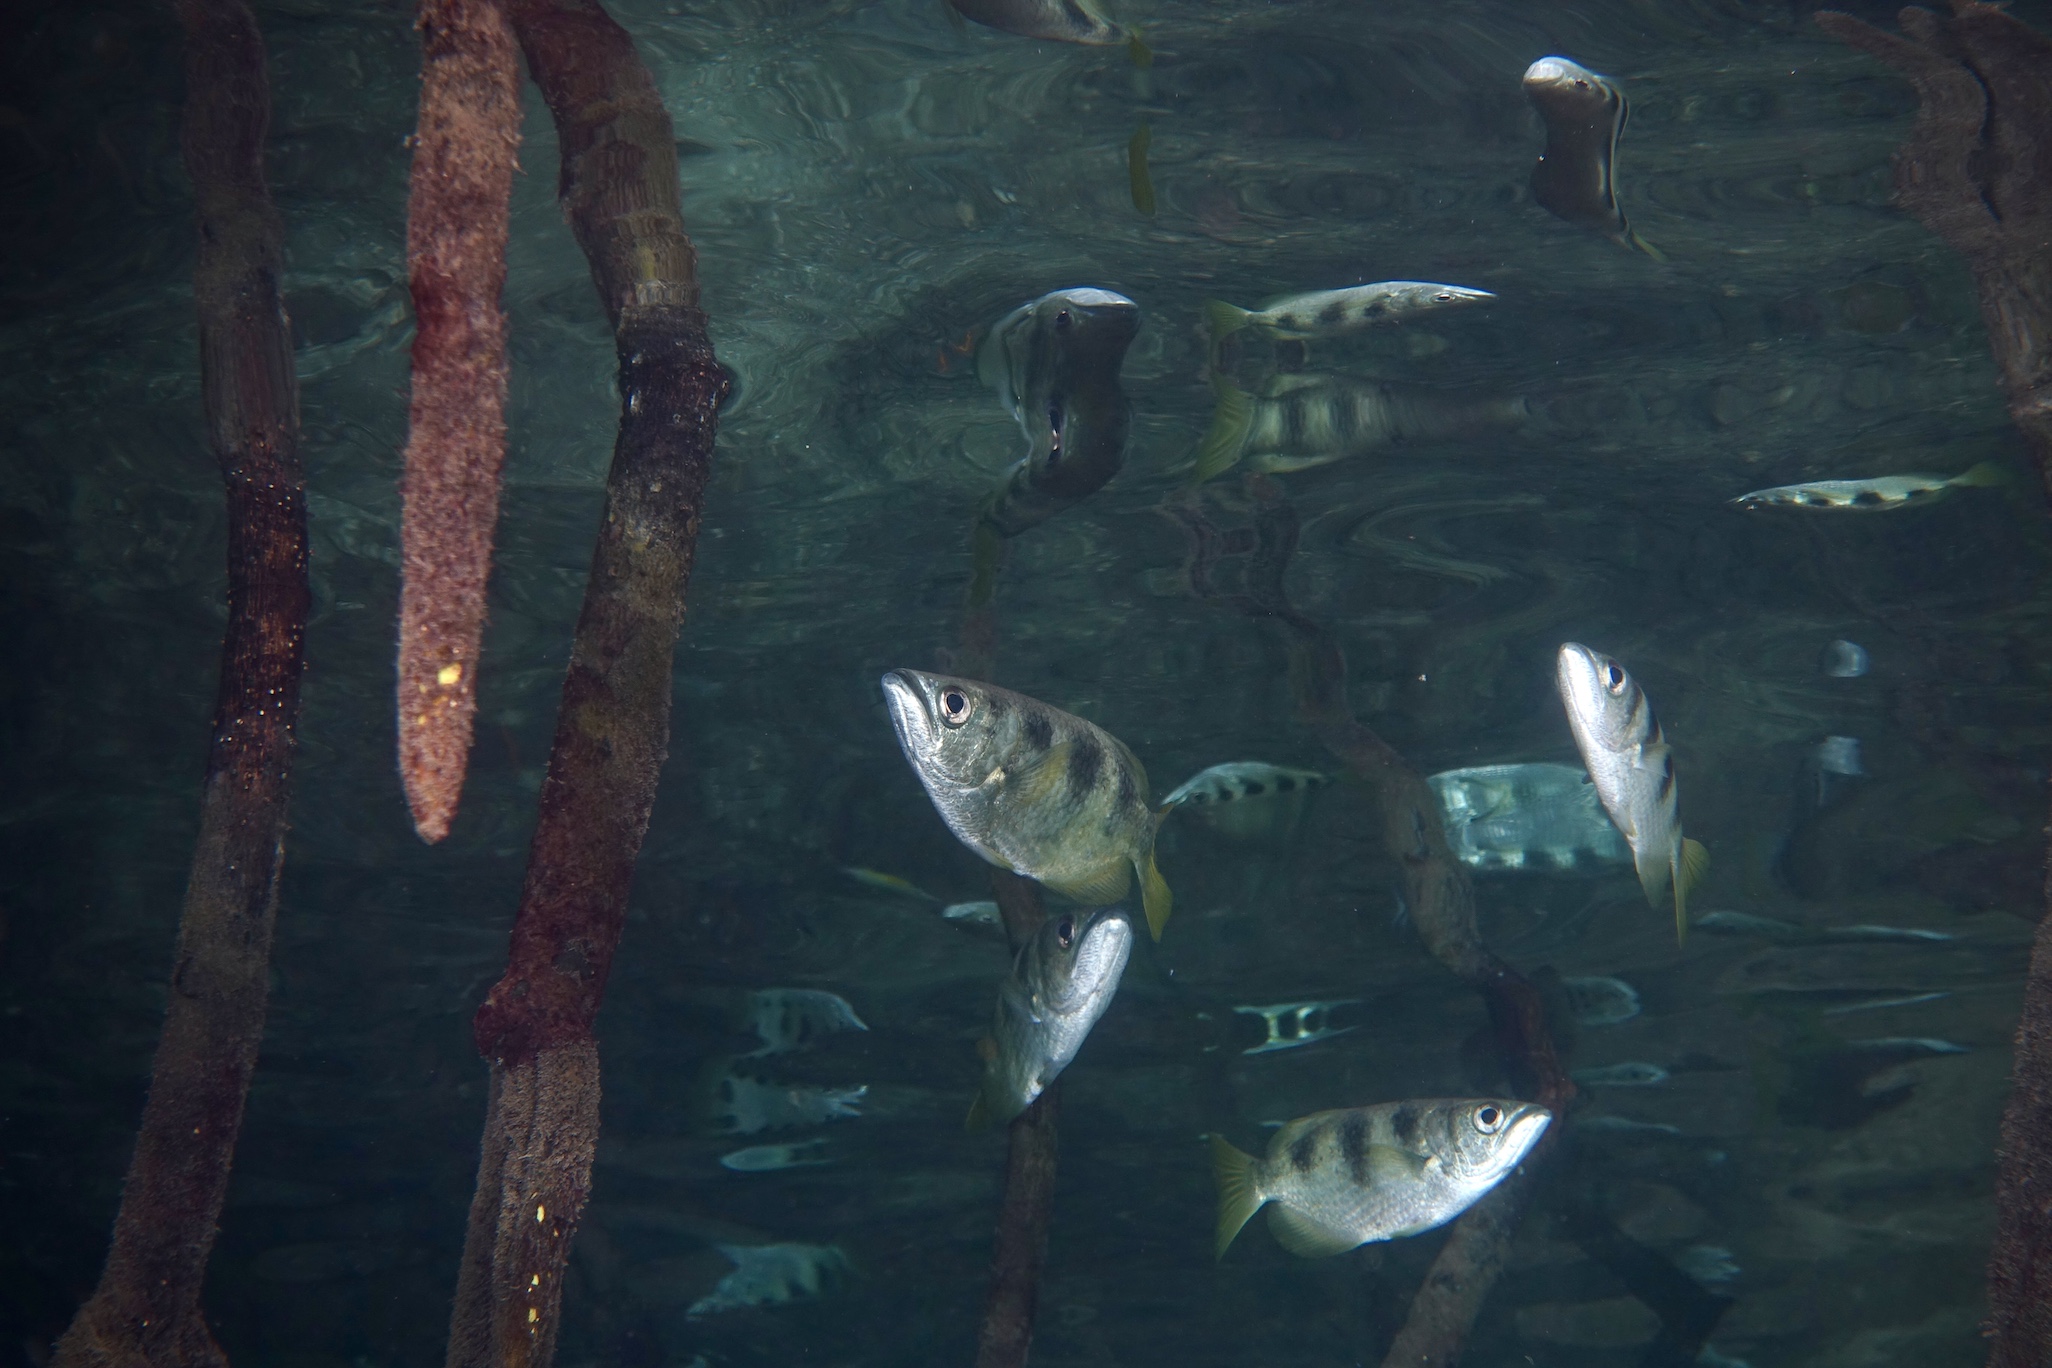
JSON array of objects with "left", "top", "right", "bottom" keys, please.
[
  {"left": 1556, "top": 644, "right": 1709, "bottom": 941},
  {"left": 1571, "top": 1061, "right": 1670, "bottom": 1087},
  {"left": 1694, "top": 910, "right": 1954, "bottom": 944},
  {"left": 881, "top": 669, "right": 1173, "bottom": 939},
  {"left": 1161, "top": 760, "right": 1330, "bottom": 841},
  {"left": 842, "top": 866, "right": 939, "bottom": 902},
  {"left": 1204, "top": 281, "right": 1493, "bottom": 347},
  {"left": 1732, "top": 462, "right": 2003, "bottom": 510},
  {"left": 1846, "top": 1037, "right": 1969, "bottom": 1056},
  {"left": 975, "top": 287, "right": 1140, "bottom": 540},
  {"left": 1234, "top": 998, "right": 1361, "bottom": 1055},
  {"left": 1192, "top": 371, "right": 1527, "bottom": 484},
  {"left": 970, "top": 905, "right": 1134, "bottom": 1129},
  {"left": 687, "top": 1243, "right": 850, "bottom": 1318},
  {"left": 1212, "top": 1098, "right": 1551, "bottom": 1259},
  {"left": 1563, "top": 975, "right": 1641, "bottom": 1027},
  {"left": 947, "top": 0, "right": 1140, "bottom": 50},
  {"left": 1578, "top": 1115, "right": 1681, "bottom": 1136},
  {"left": 1821, "top": 639, "right": 1870, "bottom": 678},
  {"left": 1523, "top": 56, "right": 1659, "bottom": 257},
  {"left": 741, "top": 989, "right": 868, "bottom": 1057},
  {"left": 942, "top": 899, "right": 1005, "bottom": 931},
  {"left": 719, "top": 1140, "right": 832, "bottom": 1172},
  {"left": 711, "top": 1074, "right": 867, "bottom": 1135}
]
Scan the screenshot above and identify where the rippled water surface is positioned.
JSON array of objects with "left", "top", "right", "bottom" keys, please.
[{"left": 6, "top": 0, "right": 2052, "bottom": 1364}]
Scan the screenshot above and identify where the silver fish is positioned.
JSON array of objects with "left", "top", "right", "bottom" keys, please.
[
  {"left": 1694, "top": 910, "right": 1953, "bottom": 944},
  {"left": 971, "top": 905, "right": 1134, "bottom": 1128},
  {"left": 712, "top": 1074, "right": 867, "bottom": 1135},
  {"left": 841, "top": 866, "right": 939, "bottom": 902},
  {"left": 718, "top": 1140, "right": 832, "bottom": 1172},
  {"left": 1213, "top": 1098, "right": 1551, "bottom": 1259},
  {"left": 1161, "top": 761, "right": 1330, "bottom": 841},
  {"left": 947, "top": 0, "right": 1133, "bottom": 47},
  {"left": 1564, "top": 975, "right": 1641, "bottom": 1027},
  {"left": 1577, "top": 1114, "right": 1681, "bottom": 1136},
  {"left": 1205, "top": 281, "right": 1492, "bottom": 347},
  {"left": 1820, "top": 991, "right": 1950, "bottom": 1016},
  {"left": 1732, "top": 462, "right": 2003, "bottom": 510},
  {"left": 742, "top": 989, "right": 867, "bottom": 1057},
  {"left": 1846, "top": 1037, "right": 1969, "bottom": 1055},
  {"left": 1193, "top": 371, "right": 1527, "bottom": 483},
  {"left": 1524, "top": 56, "right": 1657, "bottom": 257},
  {"left": 942, "top": 899, "right": 1005, "bottom": 931},
  {"left": 881, "top": 669, "right": 1172, "bottom": 939},
  {"left": 1428, "top": 761, "right": 1631, "bottom": 872},
  {"left": 1571, "top": 1061, "right": 1670, "bottom": 1087},
  {"left": 975, "top": 287, "right": 1140, "bottom": 541},
  {"left": 1821, "top": 639, "right": 1870, "bottom": 678},
  {"left": 1234, "top": 998, "right": 1362, "bottom": 1055},
  {"left": 1556, "top": 643, "right": 1708, "bottom": 941},
  {"left": 687, "top": 1243, "right": 850, "bottom": 1318}
]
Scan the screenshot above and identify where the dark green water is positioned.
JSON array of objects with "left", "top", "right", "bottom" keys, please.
[{"left": 4, "top": 0, "right": 2051, "bottom": 1364}]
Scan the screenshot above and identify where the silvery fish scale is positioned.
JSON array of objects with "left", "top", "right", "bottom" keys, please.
[{"left": 1428, "top": 762, "right": 1630, "bottom": 871}]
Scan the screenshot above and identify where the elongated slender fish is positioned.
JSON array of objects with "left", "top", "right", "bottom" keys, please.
[
  {"left": 1556, "top": 644, "right": 1708, "bottom": 941},
  {"left": 1524, "top": 57, "right": 1659, "bottom": 258},
  {"left": 1192, "top": 371, "right": 1527, "bottom": 484},
  {"left": 970, "top": 905, "right": 1134, "bottom": 1128},
  {"left": 1161, "top": 760, "right": 1330, "bottom": 840},
  {"left": 1694, "top": 910, "right": 1954, "bottom": 944},
  {"left": 1732, "top": 462, "right": 2003, "bottom": 510},
  {"left": 1572, "top": 1061, "right": 1670, "bottom": 1087},
  {"left": 1205, "top": 282, "right": 1493, "bottom": 348},
  {"left": 881, "top": 669, "right": 1173, "bottom": 938},
  {"left": 842, "top": 866, "right": 939, "bottom": 902},
  {"left": 947, "top": 0, "right": 1141, "bottom": 51},
  {"left": 1213, "top": 1098, "right": 1550, "bottom": 1259},
  {"left": 719, "top": 1140, "right": 832, "bottom": 1172}
]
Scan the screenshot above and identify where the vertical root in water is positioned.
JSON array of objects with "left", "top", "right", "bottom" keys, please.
[
  {"left": 445, "top": 2, "right": 727, "bottom": 1364},
  {"left": 397, "top": 0, "right": 522, "bottom": 845},
  {"left": 53, "top": 0, "right": 309, "bottom": 1361}
]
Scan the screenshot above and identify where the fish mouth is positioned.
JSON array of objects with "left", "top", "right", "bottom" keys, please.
[
  {"left": 1050, "top": 907, "right": 1135, "bottom": 1012},
  {"left": 1523, "top": 56, "right": 1602, "bottom": 91},
  {"left": 1555, "top": 642, "right": 1608, "bottom": 718},
  {"left": 1501, "top": 1103, "right": 1552, "bottom": 1163},
  {"left": 880, "top": 669, "right": 937, "bottom": 752}
]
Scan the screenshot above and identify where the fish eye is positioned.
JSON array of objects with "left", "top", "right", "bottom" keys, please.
[
  {"left": 1473, "top": 1104, "right": 1505, "bottom": 1133},
  {"left": 1574, "top": 78, "right": 1590, "bottom": 89},
  {"left": 940, "top": 688, "right": 973, "bottom": 726},
  {"left": 1054, "top": 309, "right": 1073, "bottom": 332},
  {"left": 1434, "top": 292, "right": 1454, "bottom": 302},
  {"left": 1603, "top": 663, "right": 1626, "bottom": 694},
  {"left": 1055, "top": 916, "right": 1075, "bottom": 948}
]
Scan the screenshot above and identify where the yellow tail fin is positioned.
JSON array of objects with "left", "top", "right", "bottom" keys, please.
[
  {"left": 1190, "top": 376, "right": 1253, "bottom": 484},
  {"left": 1126, "top": 29, "right": 1153, "bottom": 67},
  {"left": 1204, "top": 299, "right": 1254, "bottom": 346},
  {"left": 1673, "top": 837, "right": 1709, "bottom": 944},
  {"left": 1951, "top": 461, "right": 2007, "bottom": 489},
  {"left": 1140, "top": 845, "right": 1172, "bottom": 941},
  {"left": 1212, "top": 1134, "right": 1263, "bottom": 1260}
]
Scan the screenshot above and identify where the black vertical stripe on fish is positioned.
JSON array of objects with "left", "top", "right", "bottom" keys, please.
[
  {"left": 1023, "top": 710, "right": 1053, "bottom": 752},
  {"left": 1066, "top": 733, "right": 1105, "bottom": 803},
  {"left": 1391, "top": 1103, "right": 1422, "bottom": 1147},
  {"left": 1114, "top": 764, "right": 1136, "bottom": 810},
  {"left": 1288, "top": 1128, "right": 1320, "bottom": 1174},
  {"left": 1339, "top": 1112, "right": 1372, "bottom": 1186},
  {"left": 1656, "top": 753, "right": 1675, "bottom": 803}
]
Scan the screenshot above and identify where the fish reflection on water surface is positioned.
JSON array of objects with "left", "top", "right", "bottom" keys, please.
[
  {"left": 881, "top": 670, "right": 1172, "bottom": 939},
  {"left": 1523, "top": 55, "right": 1658, "bottom": 257},
  {"left": 1428, "top": 761, "right": 1630, "bottom": 871},
  {"left": 1212, "top": 1099, "right": 1551, "bottom": 1258},
  {"left": 969, "top": 905, "right": 1133, "bottom": 1129},
  {"left": 1193, "top": 371, "right": 1529, "bottom": 484}
]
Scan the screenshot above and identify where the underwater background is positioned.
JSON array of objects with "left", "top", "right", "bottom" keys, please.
[{"left": 5, "top": 0, "right": 2052, "bottom": 1364}]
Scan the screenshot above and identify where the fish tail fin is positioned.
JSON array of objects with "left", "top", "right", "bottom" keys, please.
[
  {"left": 1190, "top": 375, "right": 1253, "bottom": 484},
  {"left": 1211, "top": 1134, "right": 1263, "bottom": 1260},
  {"left": 1951, "top": 461, "right": 2008, "bottom": 489},
  {"left": 1140, "top": 845, "right": 1172, "bottom": 941},
  {"left": 965, "top": 1087, "right": 991, "bottom": 1133},
  {"left": 1626, "top": 227, "right": 1667, "bottom": 262},
  {"left": 1127, "top": 123, "right": 1156, "bottom": 217},
  {"left": 1673, "top": 837, "right": 1709, "bottom": 944},
  {"left": 1126, "top": 28, "right": 1153, "bottom": 67},
  {"left": 1204, "top": 299, "right": 1253, "bottom": 346}
]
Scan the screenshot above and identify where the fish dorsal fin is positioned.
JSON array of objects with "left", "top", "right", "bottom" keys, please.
[{"left": 1265, "top": 1203, "right": 1363, "bottom": 1258}]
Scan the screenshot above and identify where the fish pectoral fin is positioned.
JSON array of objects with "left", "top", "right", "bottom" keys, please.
[
  {"left": 1140, "top": 847, "right": 1172, "bottom": 942},
  {"left": 1211, "top": 1134, "right": 1265, "bottom": 1260},
  {"left": 1264, "top": 1203, "right": 1363, "bottom": 1258},
  {"left": 1042, "top": 862, "right": 1132, "bottom": 907},
  {"left": 1002, "top": 739, "right": 1078, "bottom": 807},
  {"left": 1367, "top": 1143, "right": 1431, "bottom": 1185},
  {"left": 1673, "top": 837, "right": 1710, "bottom": 944}
]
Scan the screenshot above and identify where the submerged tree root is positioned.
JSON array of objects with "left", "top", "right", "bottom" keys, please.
[
  {"left": 444, "top": 2, "right": 727, "bottom": 1364},
  {"left": 397, "top": 0, "right": 522, "bottom": 844},
  {"left": 53, "top": 0, "right": 309, "bottom": 1362},
  {"left": 1814, "top": 9, "right": 2052, "bottom": 1365}
]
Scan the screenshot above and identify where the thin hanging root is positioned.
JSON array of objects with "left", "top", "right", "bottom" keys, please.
[{"left": 397, "top": 0, "right": 522, "bottom": 843}]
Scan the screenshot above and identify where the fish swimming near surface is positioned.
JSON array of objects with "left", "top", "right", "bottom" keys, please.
[
  {"left": 1821, "top": 639, "right": 1869, "bottom": 678},
  {"left": 1205, "top": 281, "right": 1493, "bottom": 349},
  {"left": 974, "top": 286, "right": 1140, "bottom": 538},
  {"left": 1563, "top": 974, "right": 1641, "bottom": 1026},
  {"left": 741, "top": 989, "right": 868, "bottom": 1057},
  {"left": 1161, "top": 760, "right": 1331, "bottom": 841},
  {"left": 1571, "top": 1061, "right": 1670, "bottom": 1087},
  {"left": 1428, "top": 761, "right": 1631, "bottom": 872},
  {"left": 946, "top": 0, "right": 1148, "bottom": 57},
  {"left": 1694, "top": 910, "right": 1954, "bottom": 944},
  {"left": 942, "top": 899, "right": 1006, "bottom": 931},
  {"left": 719, "top": 1139, "right": 833, "bottom": 1172},
  {"left": 1556, "top": 643, "right": 1708, "bottom": 941},
  {"left": 970, "top": 905, "right": 1134, "bottom": 1129},
  {"left": 1191, "top": 371, "right": 1528, "bottom": 484},
  {"left": 1212, "top": 1098, "right": 1551, "bottom": 1259},
  {"left": 687, "top": 1243, "right": 850, "bottom": 1318},
  {"left": 882, "top": 669, "right": 1174, "bottom": 938},
  {"left": 1523, "top": 56, "right": 1660, "bottom": 258},
  {"left": 1731, "top": 463, "right": 2003, "bottom": 510}
]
